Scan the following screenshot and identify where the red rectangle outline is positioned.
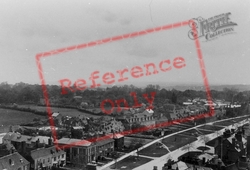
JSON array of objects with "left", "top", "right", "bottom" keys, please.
[{"left": 35, "top": 19, "right": 214, "bottom": 150}]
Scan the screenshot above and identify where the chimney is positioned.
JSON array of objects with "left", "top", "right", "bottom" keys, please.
[
  {"left": 202, "top": 157, "right": 206, "bottom": 165},
  {"left": 48, "top": 137, "right": 52, "bottom": 146},
  {"left": 236, "top": 132, "right": 242, "bottom": 142},
  {"left": 232, "top": 138, "right": 236, "bottom": 148},
  {"left": 21, "top": 141, "right": 26, "bottom": 154},
  {"left": 36, "top": 138, "right": 40, "bottom": 148}
]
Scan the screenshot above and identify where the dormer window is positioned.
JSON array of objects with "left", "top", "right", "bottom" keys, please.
[{"left": 9, "top": 159, "right": 14, "bottom": 166}]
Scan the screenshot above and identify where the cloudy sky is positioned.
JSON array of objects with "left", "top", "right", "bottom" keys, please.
[{"left": 0, "top": 0, "right": 249, "bottom": 88}]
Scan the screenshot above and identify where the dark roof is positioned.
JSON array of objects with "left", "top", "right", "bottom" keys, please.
[
  {"left": 95, "top": 138, "right": 114, "bottom": 146},
  {"left": 0, "top": 152, "right": 29, "bottom": 169},
  {"left": 30, "top": 146, "right": 65, "bottom": 160}
]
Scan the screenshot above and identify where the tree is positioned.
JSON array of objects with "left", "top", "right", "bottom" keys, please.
[
  {"left": 199, "top": 135, "right": 211, "bottom": 151},
  {"left": 171, "top": 92, "right": 177, "bottom": 104},
  {"left": 181, "top": 143, "right": 195, "bottom": 153}
]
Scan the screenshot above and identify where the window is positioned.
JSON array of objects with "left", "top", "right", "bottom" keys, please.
[
  {"left": 62, "top": 154, "right": 64, "bottom": 158},
  {"left": 48, "top": 158, "right": 50, "bottom": 162},
  {"left": 54, "top": 157, "right": 56, "bottom": 161}
]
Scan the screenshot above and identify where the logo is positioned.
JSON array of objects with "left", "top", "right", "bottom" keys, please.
[{"left": 188, "top": 12, "right": 237, "bottom": 41}]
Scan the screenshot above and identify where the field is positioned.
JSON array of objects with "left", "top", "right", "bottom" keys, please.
[
  {"left": 19, "top": 105, "right": 107, "bottom": 118},
  {"left": 0, "top": 108, "right": 46, "bottom": 133}
]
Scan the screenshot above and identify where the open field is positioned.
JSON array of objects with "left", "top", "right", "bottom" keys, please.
[
  {"left": 18, "top": 105, "right": 108, "bottom": 118},
  {"left": 0, "top": 108, "right": 46, "bottom": 133}
]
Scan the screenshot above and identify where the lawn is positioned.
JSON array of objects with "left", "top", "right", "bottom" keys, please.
[
  {"left": 0, "top": 108, "right": 46, "bottom": 133},
  {"left": 138, "top": 142, "right": 169, "bottom": 157},
  {"left": 161, "top": 134, "right": 197, "bottom": 151},
  {"left": 182, "top": 129, "right": 213, "bottom": 135},
  {"left": 109, "top": 156, "right": 152, "bottom": 170},
  {"left": 213, "top": 121, "right": 235, "bottom": 126},
  {"left": 198, "top": 125, "right": 224, "bottom": 131}
]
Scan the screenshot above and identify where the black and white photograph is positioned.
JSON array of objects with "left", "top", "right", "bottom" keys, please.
[{"left": 0, "top": 0, "right": 250, "bottom": 170}]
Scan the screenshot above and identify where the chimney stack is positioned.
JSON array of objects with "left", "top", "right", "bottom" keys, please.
[
  {"left": 232, "top": 138, "right": 236, "bottom": 148},
  {"left": 48, "top": 137, "right": 52, "bottom": 146},
  {"left": 21, "top": 141, "right": 26, "bottom": 154},
  {"left": 36, "top": 138, "right": 40, "bottom": 148}
]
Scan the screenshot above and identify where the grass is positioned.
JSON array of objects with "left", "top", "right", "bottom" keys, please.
[
  {"left": 110, "top": 156, "right": 152, "bottom": 170},
  {"left": 198, "top": 125, "right": 224, "bottom": 131},
  {"left": 138, "top": 142, "right": 169, "bottom": 157},
  {"left": 18, "top": 104, "right": 108, "bottom": 118},
  {"left": 161, "top": 134, "right": 197, "bottom": 151},
  {"left": 0, "top": 108, "right": 46, "bottom": 133}
]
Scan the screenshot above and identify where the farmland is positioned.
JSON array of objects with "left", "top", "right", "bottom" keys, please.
[
  {"left": 18, "top": 104, "right": 106, "bottom": 118},
  {"left": 0, "top": 108, "right": 46, "bottom": 133}
]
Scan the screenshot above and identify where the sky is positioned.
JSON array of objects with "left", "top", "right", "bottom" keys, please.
[{"left": 0, "top": 0, "right": 250, "bottom": 88}]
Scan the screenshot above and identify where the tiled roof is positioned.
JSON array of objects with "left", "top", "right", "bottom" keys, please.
[
  {"left": 0, "top": 152, "right": 29, "bottom": 169},
  {"left": 57, "top": 138, "right": 92, "bottom": 147},
  {"left": 31, "top": 146, "right": 65, "bottom": 160},
  {"left": 4, "top": 133, "right": 52, "bottom": 145},
  {"left": 95, "top": 137, "right": 114, "bottom": 146}
]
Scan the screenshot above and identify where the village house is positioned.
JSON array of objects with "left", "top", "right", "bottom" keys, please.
[
  {"left": 27, "top": 146, "right": 66, "bottom": 170},
  {"left": 117, "top": 109, "right": 155, "bottom": 127},
  {"left": 2, "top": 133, "right": 54, "bottom": 152},
  {"left": 101, "top": 120, "right": 125, "bottom": 134},
  {"left": 0, "top": 152, "right": 30, "bottom": 170},
  {"left": 162, "top": 104, "right": 187, "bottom": 120},
  {"left": 51, "top": 112, "right": 63, "bottom": 126}
]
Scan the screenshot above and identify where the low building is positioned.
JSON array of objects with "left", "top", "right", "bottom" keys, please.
[
  {"left": 57, "top": 138, "right": 93, "bottom": 167},
  {"left": 28, "top": 146, "right": 66, "bottom": 170},
  {"left": 3, "top": 133, "right": 54, "bottom": 153},
  {"left": 57, "top": 136, "right": 115, "bottom": 166},
  {"left": 117, "top": 111, "right": 155, "bottom": 127},
  {"left": 27, "top": 146, "right": 66, "bottom": 170},
  {"left": 206, "top": 130, "right": 247, "bottom": 163},
  {"left": 0, "top": 152, "right": 30, "bottom": 170}
]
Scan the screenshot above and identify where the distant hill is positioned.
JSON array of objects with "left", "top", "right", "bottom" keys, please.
[{"left": 162, "top": 84, "right": 250, "bottom": 92}]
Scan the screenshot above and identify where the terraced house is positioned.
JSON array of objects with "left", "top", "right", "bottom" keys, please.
[{"left": 28, "top": 146, "right": 66, "bottom": 170}]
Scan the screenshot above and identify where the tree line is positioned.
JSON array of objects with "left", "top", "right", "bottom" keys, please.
[{"left": 0, "top": 82, "right": 249, "bottom": 108}]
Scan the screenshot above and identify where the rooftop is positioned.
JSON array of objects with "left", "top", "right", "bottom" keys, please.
[
  {"left": 57, "top": 138, "right": 92, "bottom": 147},
  {"left": 30, "top": 146, "right": 65, "bottom": 159},
  {"left": 0, "top": 152, "right": 29, "bottom": 169}
]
